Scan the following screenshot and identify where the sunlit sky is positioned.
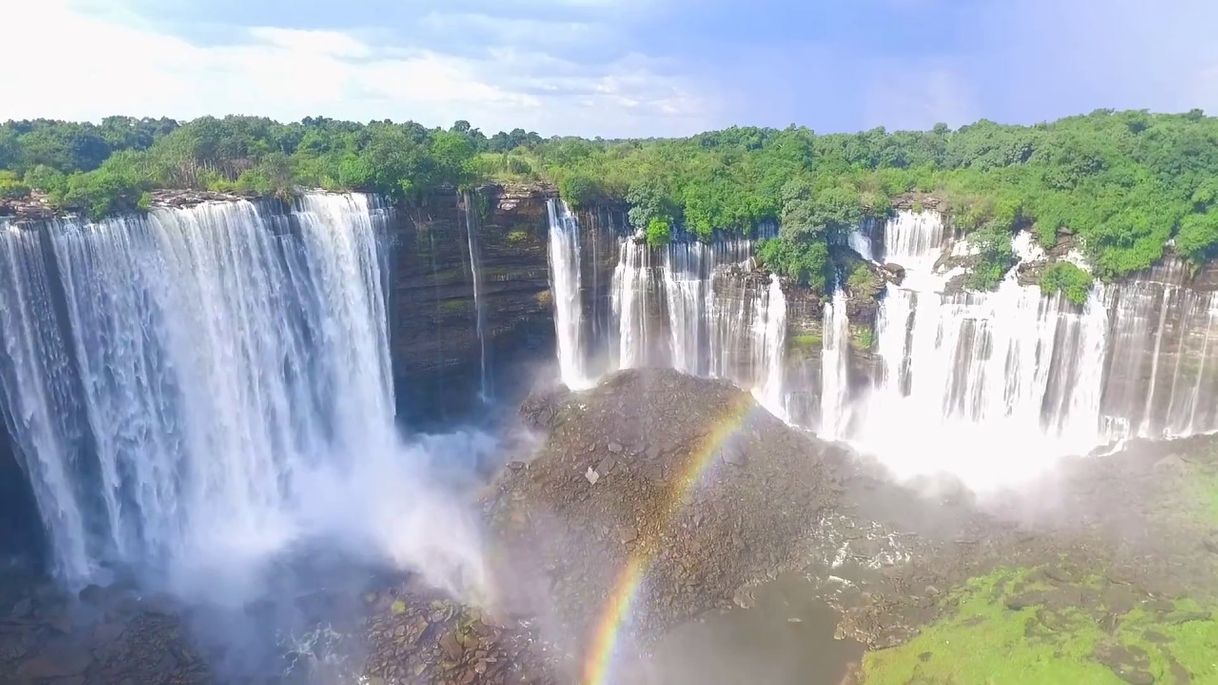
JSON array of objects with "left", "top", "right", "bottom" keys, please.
[{"left": 6, "top": 0, "right": 1218, "bottom": 136}]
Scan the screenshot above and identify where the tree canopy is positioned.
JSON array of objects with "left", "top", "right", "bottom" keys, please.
[{"left": 4, "top": 110, "right": 1218, "bottom": 288}]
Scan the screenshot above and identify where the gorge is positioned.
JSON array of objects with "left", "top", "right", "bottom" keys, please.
[
  {"left": 6, "top": 184, "right": 1218, "bottom": 575},
  {"left": 3, "top": 181, "right": 1218, "bottom": 683}
]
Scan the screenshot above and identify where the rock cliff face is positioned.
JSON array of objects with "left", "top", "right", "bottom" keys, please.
[
  {"left": 0, "top": 429, "right": 43, "bottom": 567},
  {"left": 387, "top": 184, "right": 560, "bottom": 425},
  {"left": 781, "top": 285, "right": 826, "bottom": 427}
]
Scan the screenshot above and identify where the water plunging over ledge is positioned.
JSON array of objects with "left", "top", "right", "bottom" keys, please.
[
  {"left": 545, "top": 206, "right": 1218, "bottom": 488},
  {"left": 462, "top": 192, "right": 490, "bottom": 402},
  {"left": 0, "top": 195, "right": 484, "bottom": 594}
]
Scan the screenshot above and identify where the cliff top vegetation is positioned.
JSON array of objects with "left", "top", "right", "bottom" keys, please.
[{"left": 3, "top": 110, "right": 1218, "bottom": 290}]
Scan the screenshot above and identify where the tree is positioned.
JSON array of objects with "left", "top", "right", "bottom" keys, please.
[
  {"left": 0, "top": 170, "right": 30, "bottom": 200},
  {"left": 1040, "top": 262, "right": 1094, "bottom": 305},
  {"left": 645, "top": 217, "right": 672, "bottom": 247}
]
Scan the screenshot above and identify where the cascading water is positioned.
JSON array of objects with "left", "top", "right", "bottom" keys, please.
[
  {"left": 545, "top": 206, "right": 1218, "bottom": 487},
  {"left": 612, "top": 237, "right": 659, "bottom": 370},
  {"left": 831, "top": 210, "right": 1218, "bottom": 487},
  {"left": 819, "top": 291, "right": 851, "bottom": 440},
  {"left": 0, "top": 195, "right": 483, "bottom": 597},
  {"left": 842, "top": 211, "right": 1113, "bottom": 484},
  {"left": 754, "top": 274, "right": 788, "bottom": 420},
  {"left": 462, "top": 193, "right": 490, "bottom": 401},
  {"left": 608, "top": 230, "right": 790, "bottom": 416},
  {"left": 554, "top": 208, "right": 790, "bottom": 417},
  {"left": 546, "top": 199, "right": 592, "bottom": 390},
  {"left": 1099, "top": 261, "right": 1218, "bottom": 439}
]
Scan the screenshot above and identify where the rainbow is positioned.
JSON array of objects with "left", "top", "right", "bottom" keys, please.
[{"left": 581, "top": 395, "right": 757, "bottom": 685}]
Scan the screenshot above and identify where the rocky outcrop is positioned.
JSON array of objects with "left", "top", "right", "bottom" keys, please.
[
  {"left": 0, "top": 575, "right": 209, "bottom": 684},
  {"left": 488, "top": 369, "right": 841, "bottom": 676},
  {"left": 0, "top": 192, "right": 56, "bottom": 221},
  {"left": 890, "top": 193, "right": 946, "bottom": 213}
]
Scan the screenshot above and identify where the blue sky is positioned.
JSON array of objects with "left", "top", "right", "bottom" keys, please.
[{"left": 5, "top": 0, "right": 1217, "bottom": 137}]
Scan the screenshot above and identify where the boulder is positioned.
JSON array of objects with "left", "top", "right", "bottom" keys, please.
[{"left": 881, "top": 263, "right": 905, "bottom": 285}]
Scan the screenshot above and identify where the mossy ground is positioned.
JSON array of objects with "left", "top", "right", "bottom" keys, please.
[
  {"left": 862, "top": 566, "right": 1218, "bottom": 684},
  {"left": 862, "top": 439, "right": 1218, "bottom": 685},
  {"left": 789, "top": 333, "right": 823, "bottom": 350},
  {"left": 1176, "top": 458, "right": 1218, "bottom": 529}
]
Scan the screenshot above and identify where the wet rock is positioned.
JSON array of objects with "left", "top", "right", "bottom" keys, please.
[
  {"left": 9, "top": 597, "right": 32, "bottom": 618},
  {"left": 1094, "top": 643, "right": 1153, "bottom": 685},
  {"left": 439, "top": 631, "right": 464, "bottom": 661},
  {"left": 881, "top": 263, "right": 905, "bottom": 285},
  {"left": 942, "top": 273, "right": 968, "bottom": 296},
  {"left": 721, "top": 445, "right": 747, "bottom": 466},
  {"left": 596, "top": 455, "right": 618, "bottom": 475},
  {"left": 91, "top": 621, "right": 126, "bottom": 648},
  {"left": 19, "top": 639, "right": 92, "bottom": 678},
  {"left": 78, "top": 583, "right": 106, "bottom": 605}
]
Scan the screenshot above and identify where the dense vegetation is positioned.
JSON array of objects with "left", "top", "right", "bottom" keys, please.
[
  {"left": 526, "top": 110, "right": 1218, "bottom": 291},
  {"left": 1040, "top": 262, "right": 1096, "bottom": 305},
  {"left": 4, "top": 110, "right": 1218, "bottom": 293},
  {"left": 0, "top": 116, "right": 541, "bottom": 219}
]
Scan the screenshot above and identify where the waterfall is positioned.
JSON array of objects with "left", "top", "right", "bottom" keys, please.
[
  {"left": 612, "top": 238, "right": 657, "bottom": 370},
  {"left": 462, "top": 193, "right": 489, "bottom": 401},
  {"left": 547, "top": 205, "right": 1218, "bottom": 487},
  {"left": 883, "top": 210, "right": 946, "bottom": 271},
  {"left": 1100, "top": 264, "right": 1218, "bottom": 439},
  {"left": 819, "top": 291, "right": 851, "bottom": 440},
  {"left": 0, "top": 195, "right": 483, "bottom": 596},
  {"left": 842, "top": 211, "right": 1116, "bottom": 485},
  {"left": 546, "top": 199, "right": 592, "bottom": 390},
  {"left": 607, "top": 231, "right": 782, "bottom": 396},
  {"left": 663, "top": 237, "right": 755, "bottom": 375},
  {"left": 0, "top": 225, "right": 92, "bottom": 581},
  {"left": 754, "top": 274, "right": 788, "bottom": 420}
]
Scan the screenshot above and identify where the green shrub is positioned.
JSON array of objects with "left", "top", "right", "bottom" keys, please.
[
  {"left": 789, "top": 333, "right": 822, "bottom": 349},
  {"left": 964, "top": 222, "right": 1015, "bottom": 291},
  {"left": 0, "top": 170, "right": 30, "bottom": 200},
  {"left": 846, "top": 261, "right": 882, "bottom": 300},
  {"left": 1176, "top": 210, "right": 1218, "bottom": 263},
  {"left": 21, "top": 165, "right": 67, "bottom": 196},
  {"left": 1039, "top": 261, "right": 1094, "bottom": 305},
  {"left": 557, "top": 172, "right": 599, "bottom": 209},
  {"left": 234, "top": 152, "right": 294, "bottom": 198},
  {"left": 645, "top": 217, "right": 672, "bottom": 247},
  {"left": 851, "top": 326, "right": 875, "bottom": 351},
  {"left": 757, "top": 237, "right": 830, "bottom": 292}
]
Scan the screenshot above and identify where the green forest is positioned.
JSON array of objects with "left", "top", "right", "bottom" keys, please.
[{"left": 3, "top": 110, "right": 1218, "bottom": 297}]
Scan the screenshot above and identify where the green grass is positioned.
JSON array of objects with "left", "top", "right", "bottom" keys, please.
[
  {"left": 851, "top": 327, "right": 875, "bottom": 351},
  {"left": 789, "top": 333, "right": 823, "bottom": 350},
  {"left": 438, "top": 299, "right": 472, "bottom": 314},
  {"left": 862, "top": 567, "right": 1218, "bottom": 685}
]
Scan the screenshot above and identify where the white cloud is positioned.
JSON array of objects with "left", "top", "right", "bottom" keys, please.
[
  {"left": 0, "top": 0, "right": 710, "bottom": 136},
  {"left": 247, "top": 27, "right": 372, "bottom": 59}
]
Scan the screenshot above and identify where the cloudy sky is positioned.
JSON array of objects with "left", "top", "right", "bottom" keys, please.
[{"left": 5, "top": 0, "right": 1218, "bottom": 137}]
